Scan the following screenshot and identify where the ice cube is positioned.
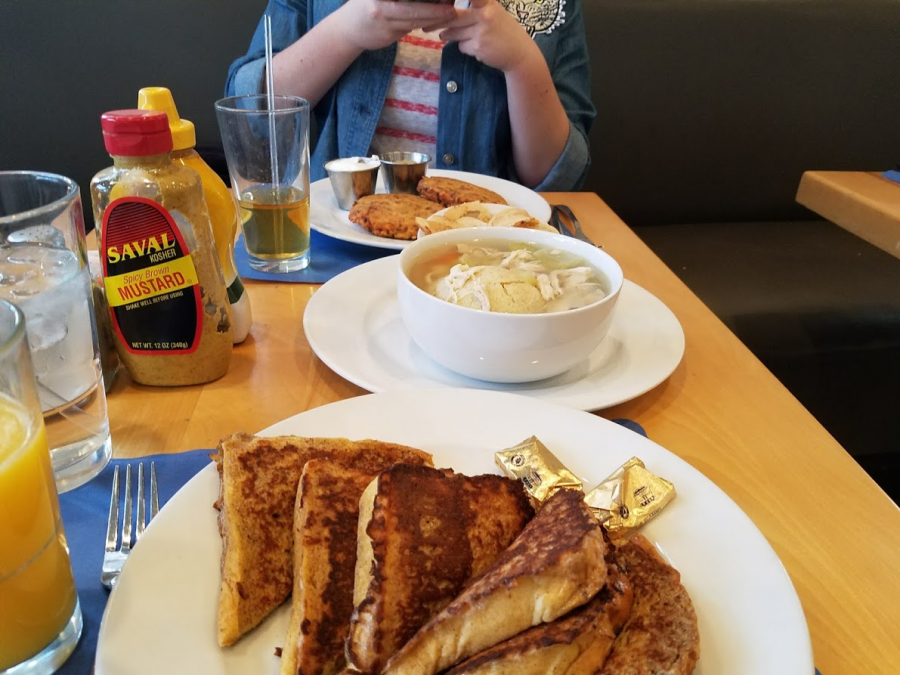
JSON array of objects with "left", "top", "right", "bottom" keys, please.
[
  {"left": 27, "top": 311, "right": 69, "bottom": 352},
  {"left": 0, "top": 267, "right": 37, "bottom": 287},
  {"left": 38, "top": 246, "right": 79, "bottom": 280},
  {"left": 10, "top": 287, "right": 39, "bottom": 298},
  {"left": 7, "top": 225, "right": 66, "bottom": 248},
  {"left": 6, "top": 249, "right": 42, "bottom": 266}
]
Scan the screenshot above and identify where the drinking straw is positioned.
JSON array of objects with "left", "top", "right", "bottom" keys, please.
[
  {"left": 263, "top": 12, "right": 284, "bottom": 259},
  {"left": 264, "top": 13, "right": 279, "bottom": 187}
]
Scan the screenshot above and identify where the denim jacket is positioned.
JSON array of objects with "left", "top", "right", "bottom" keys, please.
[{"left": 226, "top": 0, "right": 595, "bottom": 191}]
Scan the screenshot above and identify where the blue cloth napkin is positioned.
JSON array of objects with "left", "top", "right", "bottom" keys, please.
[
  {"left": 233, "top": 230, "right": 393, "bottom": 283},
  {"left": 609, "top": 418, "right": 646, "bottom": 437},
  {"left": 57, "top": 450, "right": 212, "bottom": 674},
  {"left": 882, "top": 168, "right": 900, "bottom": 184}
]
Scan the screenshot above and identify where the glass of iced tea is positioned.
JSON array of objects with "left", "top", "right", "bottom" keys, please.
[
  {"left": 215, "top": 95, "right": 311, "bottom": 273},
  {"left": 0, "top": 299, "right": 82, "bottom": 673}
]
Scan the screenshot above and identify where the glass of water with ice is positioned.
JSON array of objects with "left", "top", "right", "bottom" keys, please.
[{"left": 0, "top": 171, "right": 112, "bottom": 492}]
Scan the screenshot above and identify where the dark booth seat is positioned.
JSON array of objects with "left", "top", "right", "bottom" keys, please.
[{"left": 579, "top": 1, "right": 900, "bottom": 499}]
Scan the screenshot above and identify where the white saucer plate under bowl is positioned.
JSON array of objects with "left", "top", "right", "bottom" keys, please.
[{"left": 303, "top": 255, "right": 685, "bottom": 410}]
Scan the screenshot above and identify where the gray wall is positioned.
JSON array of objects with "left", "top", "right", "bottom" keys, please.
[{"left": 0, "top": 0, "right": 266, "bottom": 229}]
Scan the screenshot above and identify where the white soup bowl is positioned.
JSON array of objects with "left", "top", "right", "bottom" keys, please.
[{"left": 397, "top": 227, "right": 624, "bottom": 383}]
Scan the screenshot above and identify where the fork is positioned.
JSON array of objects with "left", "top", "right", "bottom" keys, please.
[
  {"left": 552, "top": 204, "right": 601, "bottom": 247},
  {"left": 101, "top": 462, "right": 159, "bottom": 589}
]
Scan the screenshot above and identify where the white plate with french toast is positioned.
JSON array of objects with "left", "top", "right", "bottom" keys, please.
[
  {"left": 304, "top": 255, "right": 685, "bottom": 411},
  {"left": 96, "top": 389, "right": 813, "bottom": 674},
  {"left": 309, "top": 169, "right": 552, "bottom": 250}
]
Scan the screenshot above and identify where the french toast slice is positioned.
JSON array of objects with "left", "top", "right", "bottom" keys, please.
[
  {"left": 444, "top": 551, "right": 633, "bottom": 675},
  {"left": 599, "top": 535, "right": 700, "bottom": 675},
  {"left": 280, "top": 460, "right": 380, "bottom": 675},
  {"left": 214, "top": 432, "right": 432, "bottom": 648},
  {"left": 382, "top": 488, "right": 608, "bottom": 675},
  {"left": 345, "top": 464, "right": 534, "bottom": 674}
]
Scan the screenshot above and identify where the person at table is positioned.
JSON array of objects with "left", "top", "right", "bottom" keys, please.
[{"left": 225, "top": 0, "right": 595, "bottom": 191}]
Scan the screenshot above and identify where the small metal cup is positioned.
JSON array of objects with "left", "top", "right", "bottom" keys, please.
[
  {"left": 379, "top": 152, "right": 430, "bottom": 194},
  {"left": 324, "top": 157, "right": 382, "bottom": 210}
]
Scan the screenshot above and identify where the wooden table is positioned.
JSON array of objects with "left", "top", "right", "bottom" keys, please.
[
  {"left": 797, "top": 170, "right": 900, "bottom": 259},
  {"left": 105, "top": 192, "right": 900, "bottom": 675}
]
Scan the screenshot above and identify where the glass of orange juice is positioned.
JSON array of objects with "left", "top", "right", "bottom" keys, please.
[{"left": 0, "top": 299, "right": 82, "bottom": 673}]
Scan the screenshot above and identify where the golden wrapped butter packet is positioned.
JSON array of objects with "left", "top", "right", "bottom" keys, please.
[
  {"left": 495, "top": 436, "right": 583, "bottom": 504},
  {"left": 584, "top": 457, "right": 675, "bottom": 538}
]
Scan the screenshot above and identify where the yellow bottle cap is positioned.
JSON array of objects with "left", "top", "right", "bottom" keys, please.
[{"left": 137, "top": 87, "right": 196, "bottom": 151}]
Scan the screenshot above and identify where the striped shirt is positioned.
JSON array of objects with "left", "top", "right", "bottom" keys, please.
[{"left": 369, "top": 28, "right": 448, "bottom": 165}]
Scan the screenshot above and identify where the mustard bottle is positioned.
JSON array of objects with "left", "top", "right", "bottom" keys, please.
[
  {"left": 90, "top": 110, "right": 233, "bottom": 386},
  {"left": 138, "top": 87, "right": 252, "bottom": 343}
]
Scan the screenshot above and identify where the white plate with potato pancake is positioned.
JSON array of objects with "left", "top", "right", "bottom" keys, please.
[
  {"left": 309, "top": 169, "right": 552, "bottom": 250},
  {"left": 95, "top": 389, "right": 813, "bottom": 674},
  {"left": 303, "top": 255, "right": 685, "bottom": 411}
]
